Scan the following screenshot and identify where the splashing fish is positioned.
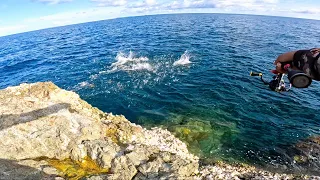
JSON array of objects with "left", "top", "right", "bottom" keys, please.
[
  {"left": 108, "top": 51, "right": 153, "bottom": 72},
  {"left": 173, "top": 51, "right": 192, "bottom": 66}
]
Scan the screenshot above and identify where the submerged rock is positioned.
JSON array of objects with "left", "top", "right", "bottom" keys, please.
[
  {"left": 0, "top": 82, "right": 318, "bottom": 179},
  {"left": 154, "top": 114, "right": 239, "bottom": 159},
  {"left": 285, "top": 136, "right": 320, "bottom": 175}
]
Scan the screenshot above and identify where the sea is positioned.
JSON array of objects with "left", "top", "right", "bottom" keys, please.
[{"left": 1, "top": 13, "right": 320, "bottom": 174}]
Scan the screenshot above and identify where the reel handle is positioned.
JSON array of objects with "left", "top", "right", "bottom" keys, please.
[
  {"left": 250, "top": 72, "right": 262, "bottom": 76},
  {"left": 280, "top": 62, "right": 292, "bottom": 71}
]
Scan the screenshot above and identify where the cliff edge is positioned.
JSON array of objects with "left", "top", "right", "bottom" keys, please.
[{"left": 0, "top": 82, "right": 315, "bottom": 179}]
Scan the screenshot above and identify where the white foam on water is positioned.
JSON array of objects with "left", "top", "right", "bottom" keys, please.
[
  {"left": 79, "top": 81, "right": 94, "bottom": 87},
  {"left": 79, "top": 81, "right": 90, "bottom": 87},
  {"left": 173, "top": 51, "right": 192, "bottom": 66},
  {"left": 108, "top": 51, "right": 153, "bottom": 72},
  {"left": 90, "top": 74, "right": 99, "bottom": 80},
  {"left": 91, "top": 50, "right": 195, "bottom": 91},
  {"left": 73, "top": 81, "right": 95, "bottom": 91}
]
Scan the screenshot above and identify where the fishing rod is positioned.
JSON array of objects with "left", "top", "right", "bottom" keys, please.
[{"left": 250, "top": 63, "right": 312, "bottom": 92}]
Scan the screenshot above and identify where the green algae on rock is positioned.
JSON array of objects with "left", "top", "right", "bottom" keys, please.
[{"left": 145, "top": 114, "right": 239, "bottom": 161}]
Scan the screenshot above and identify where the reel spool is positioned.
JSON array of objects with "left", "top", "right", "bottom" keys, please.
[{"left": 287, "top": 68, "right": 312, "bottom": 88}]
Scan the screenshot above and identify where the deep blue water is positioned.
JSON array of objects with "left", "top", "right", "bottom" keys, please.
[{"left": 1, "top": 14, "right": 320, "bottom": 173}]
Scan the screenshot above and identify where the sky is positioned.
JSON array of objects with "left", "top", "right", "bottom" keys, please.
[{"left": 0, "top": 0, "right": 319, "bottom": 37}]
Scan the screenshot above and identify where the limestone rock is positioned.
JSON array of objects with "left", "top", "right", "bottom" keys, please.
[
  {"left": 70, "top": 139, "right": 121, "bottom": 169},
  {"left": 0, "top": 82, "right": 200, "bottom": 179},
  {"left": 0, "top": 82, "right": 319, "bottom": 180},
  {"left": 0, "top": 82, "right": 108, "bottom": 160},
  {"left": 110, "top": 155, "right": 138, "bottom": 180}
]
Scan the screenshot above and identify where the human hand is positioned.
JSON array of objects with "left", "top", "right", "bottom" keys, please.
[
  {"left": 272, "top": 51, "right": 297, "bottom": 74},
  {"left": 310, "top": 48, "right": 320, "bottom": 56},
  {"left": 273, "top": 51, "right": 296, "bottom": 65}
]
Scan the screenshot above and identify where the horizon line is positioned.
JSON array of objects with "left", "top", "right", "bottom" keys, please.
[{"left": 1, "top": 12, "right": 319, "bottom": 38}]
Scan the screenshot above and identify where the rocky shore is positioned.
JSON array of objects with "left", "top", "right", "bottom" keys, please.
[{"left": 0, "top": 82, "right": 318, "bottom": 180}]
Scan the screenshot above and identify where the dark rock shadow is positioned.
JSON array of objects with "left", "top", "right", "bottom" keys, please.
[
  {"left": 0, "top": 103, "right": 70, "bottom": 131},
  {"left": 0, "top": 158, "right": 58, "bottom": 180}
]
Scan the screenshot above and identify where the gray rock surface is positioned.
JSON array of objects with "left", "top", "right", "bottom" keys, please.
[{"left": 0, "top": 82, "right": 318, "bottom": 180}]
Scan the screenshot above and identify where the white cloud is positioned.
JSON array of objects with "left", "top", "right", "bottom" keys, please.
[
  {"left": 91, "top": 0, "right": 127, "bottom": 7},
  {"left": 146, "top": 0, "right": 156, "bottom": 6},
  {"left": 211, "top": 0, "right": 277, "bottom": 9},
  {"left": 128, "top": 0, "right": 216, "bottom": 11},
  {"left": 0, "top": 25, "right": 27, "bottom": 36},
  {"left": 0, "top": 7, "right": 126, "bottom": 37},
  {"left": 1, "top": 0, "right": 319, "bottom": 37},
  {"left": 257, "top": 0, "right": 278, "bottom": 3},
  {"left": 32, "top": 0, "right": 73, "bottom": 5},
  {"left": 96, "top": 0, "right": 280, "bottom": 12},
  {"left": 25, "top": 7, "right": 124, "bottom": 25},
  {"left": 122, "top": 0, "right": 279, "bottom": 13},
  {"left": 292, "top": 8, "right": 320, "bottom": 15},
  {"left": 130, "top": 0, "right": 162, "bottom": 9},
  {"left": 182, "top": 0, "right": 216, "bottom": 9}
]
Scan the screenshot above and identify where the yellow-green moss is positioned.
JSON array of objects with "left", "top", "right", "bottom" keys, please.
[
  {"left": 158, "top": 115, "right": 238, "bottom": 160},
  {"left": 106, "top": 128, "right": 118, "bottom": 143},
  {"left": 293, "top": 155, "right": 308, "bottom": 163},
  {"left": 35, "top": 156, "right": 108, "bottom": 180}
]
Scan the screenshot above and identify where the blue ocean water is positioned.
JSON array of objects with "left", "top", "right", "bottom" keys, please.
[{"left": 1, "top": 14, "right": 320, "bottom": 173}]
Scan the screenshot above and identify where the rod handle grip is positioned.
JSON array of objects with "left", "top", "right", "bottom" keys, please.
[{"left": 250, "top": 72, "right": 262, "bottom": 76}]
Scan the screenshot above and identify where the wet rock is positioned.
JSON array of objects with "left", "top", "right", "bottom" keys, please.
[{"left": 287, "top": 136, "right": 320, "bottom": 175}]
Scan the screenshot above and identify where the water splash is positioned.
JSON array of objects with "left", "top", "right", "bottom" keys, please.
[
  {"left": 79, "top": 81, "right": 90, "bottom": 87},
  {"left": 173, "top": 51, "right": 192, "bottom": 66},
  {"left": 89, "top": 74, "right": 99, "bottom": 80},
  {"left": 108, "top": 51, "right": 153, "bottom": 72},
  {"left": 73, "top": 81, "right": 94, "bottom": 90},
  {"left": 84, "top": 50, "right": 193, "bottom": 94}
]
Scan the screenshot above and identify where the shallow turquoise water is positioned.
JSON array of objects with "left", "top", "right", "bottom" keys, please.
[{"left": 0, "top": 13, "right": 320, "bottom": 173}]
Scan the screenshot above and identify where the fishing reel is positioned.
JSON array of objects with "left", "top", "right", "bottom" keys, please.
[
  {"left": 250, "top": 72, "right": 290, "bottom": 92},
  {"left": 250, "top": 64, "right": 312, "bottom": 92}
]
